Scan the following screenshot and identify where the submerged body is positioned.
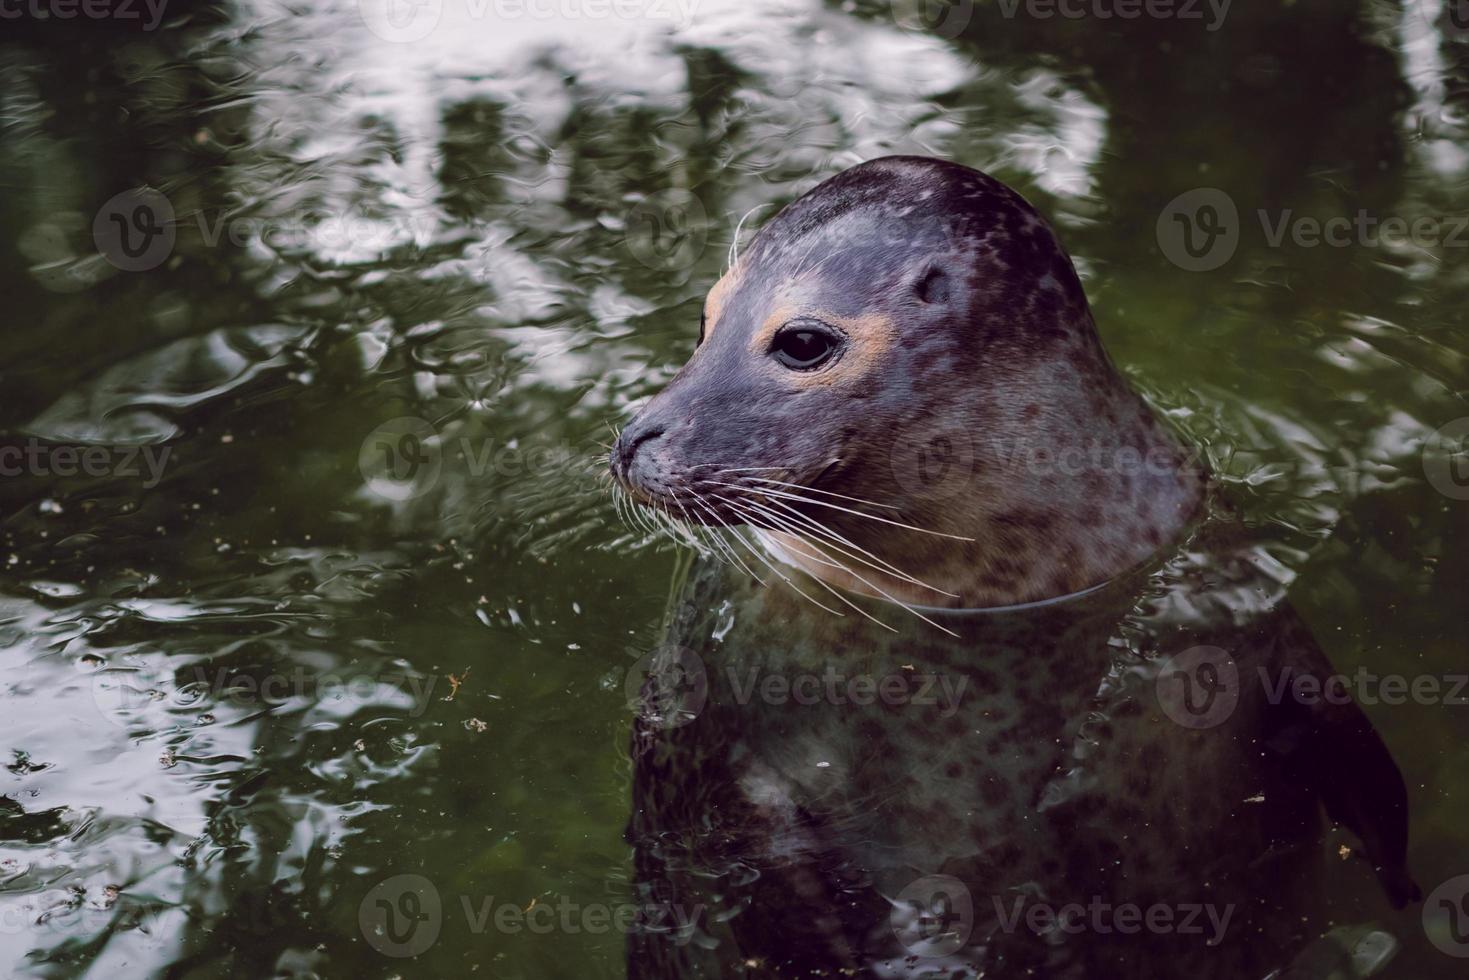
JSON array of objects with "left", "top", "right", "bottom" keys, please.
[
  {"left": 625, "top": 508, "right": 1413, "bottom": 978},
  {"left": 610, "top": 157, "right": 1416, "bottom": 977}
]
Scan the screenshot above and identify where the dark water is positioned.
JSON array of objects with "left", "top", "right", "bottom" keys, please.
[{"left": 1, "top": 0, "right": 1467, "bottom": 977}]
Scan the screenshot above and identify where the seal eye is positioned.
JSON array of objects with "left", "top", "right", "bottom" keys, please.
[
  {"left": 770, "top": 320, "right": 840, "bottom": 371},
  {"left": 697, "top": 308, "right": 707, "bottom": 348}
]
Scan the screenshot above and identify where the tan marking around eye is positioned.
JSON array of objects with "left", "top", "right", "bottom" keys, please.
[
  {"left": 702, "top": 263, "right": 744, "bottom": 342},
  {"left": 749, "top": 307, "right": 897, "bottom": 387}
]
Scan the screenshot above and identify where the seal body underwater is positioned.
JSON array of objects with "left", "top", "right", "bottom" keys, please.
[{"left": 609, "top": 157, "right": 1418, "bottom": 978}]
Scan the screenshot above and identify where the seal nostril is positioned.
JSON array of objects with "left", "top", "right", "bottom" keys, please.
[{"left": 614, "top": 423, "right": 667, "bottom": 479}]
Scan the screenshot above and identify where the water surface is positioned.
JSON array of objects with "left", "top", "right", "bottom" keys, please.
[{"left": 1, "top": 0, "right": 1468, "bottom": 976}]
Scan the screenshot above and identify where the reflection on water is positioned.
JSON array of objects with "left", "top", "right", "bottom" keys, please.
[{"left": 0, "top": 0, "right": 1467, "bottom": 976}]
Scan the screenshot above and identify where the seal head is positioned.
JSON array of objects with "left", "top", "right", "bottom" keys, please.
[{"left": 611, "top": 156, "right": 1204, "bottom": 608}]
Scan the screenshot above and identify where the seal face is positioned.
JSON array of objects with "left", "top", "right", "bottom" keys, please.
[
  {"left": 614, "top": 158, "right": 1418, "bottom": 979},
  {"left": 611, "top": 156, "right": 1204, "bottom": 608}
]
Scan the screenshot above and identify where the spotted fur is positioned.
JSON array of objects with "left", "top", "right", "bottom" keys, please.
[
  {"left": 612, "top": 157, "right": 1204, "bottom": 607},
  {"left": 614, "top": 158, "right": 1416, "bottom": 978}
]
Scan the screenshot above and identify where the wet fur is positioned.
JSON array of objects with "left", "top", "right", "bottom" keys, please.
[
  {"left": 613, "top": 157, "right": 1203, "bottom": 607},
  {"left": 613, "top": 157, "right": 1417, "bottom": 977}
]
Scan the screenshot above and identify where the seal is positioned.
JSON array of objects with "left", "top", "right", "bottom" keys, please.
[
  {"left": 610, "top": 155, "right": 1204, "bottom": 612},
  {"left": 610, "top": 157, "right": 1417, "bottom": 979}
]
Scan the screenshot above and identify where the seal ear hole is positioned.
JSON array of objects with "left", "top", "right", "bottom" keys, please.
[{"left": 915, "top": 265, "right": 951, "bottom": 305}]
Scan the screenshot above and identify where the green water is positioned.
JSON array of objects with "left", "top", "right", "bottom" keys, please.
[{"left": 1, "top": 0, "right": 1467, "bottom": 976}]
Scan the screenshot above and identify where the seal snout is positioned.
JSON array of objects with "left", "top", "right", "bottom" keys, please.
[{"left": 610, "top": 417, "right": 671, "bottom": 501}]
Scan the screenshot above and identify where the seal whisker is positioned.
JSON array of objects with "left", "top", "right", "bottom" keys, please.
[
  {"left": 675, "top": 494, "right": 747, "bottom": 568},
  {"left": 685, "top": 494, "right": 765, "bottom": 581},
  {"left": 722, "top": 495, "right": 959, "bottom": 635},
  {"left": 740, "top": 496, "right": 945, "bottom": 593},
  {"left": 706, "top": 481, "right": 976, "bottom": 542},
  {"left": 719, "top": 494, "right": 923, "bottom": 631},
  {"left": 712, "top": 466, "right": 790, "bottom": 474},
  {"left": 744, "top": 522, "right": 960, "bottom": 638},
  {"left": 667, "top": 499, "right": 718, "bottom": 557},
  {"left": 704, "top": 500, "right": 847, "bottom": 617},
  {"left": 719, "top": 525, "right": 896, "bottom": 631},
  {"left": 723, "top": 519, "right": 903, "bottom": 635},
  {"left": 740, "top": 497, "right": 960, "bottom": 599},
  {"left": 625, "top": 486, "right": 674, "bottom": 544},
  {"left": 744, "top": 476, "right": 904, "bottom": 513},
  {"left": 728, "top": 203, "right": 770, "bottom": 269},
  {"left": 613, "top": 484, "right": 665, "bottom": 548}
]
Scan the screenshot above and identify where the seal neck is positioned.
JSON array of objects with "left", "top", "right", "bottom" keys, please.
[{"left": 765, "top": 386, "right": 1207, "bottom": 610}]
